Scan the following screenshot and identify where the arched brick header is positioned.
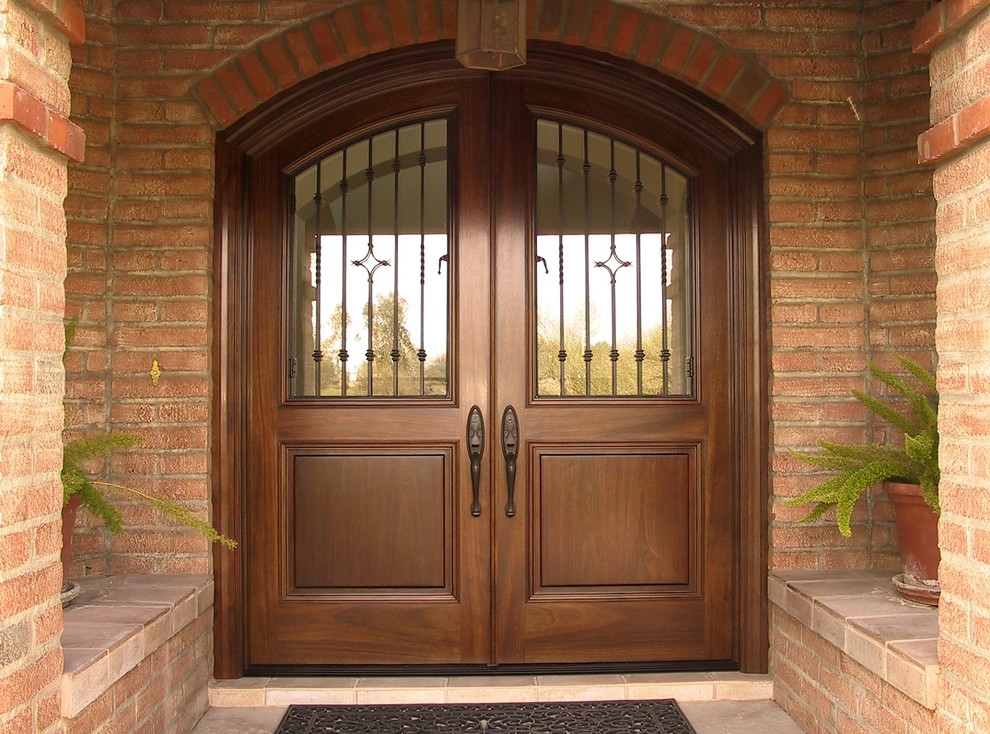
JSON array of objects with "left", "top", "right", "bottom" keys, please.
[{"left": 192, "top": 0, "right": 786, "bottom": 131}]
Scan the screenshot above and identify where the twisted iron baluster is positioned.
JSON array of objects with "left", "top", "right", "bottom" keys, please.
[
  {"left": 391, "top": 130, "right": 401, "bottom": 395},
  {"left": 339, "top": 149, "right": 350, "bottom": 396},
  {"left": 660, "top": 163, "right": 670, "bottom": 396},
  {"left": 312, "top": 164, "right": 323, "bottom": 395},
  {"left": 557, "top": 123, "right": 567, "bottom": 396}
]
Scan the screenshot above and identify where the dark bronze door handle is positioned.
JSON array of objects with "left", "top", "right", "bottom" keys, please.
[
  {"left": 501, "top": 406, "right": 519, "bottom": 517},
  {"left": 467, "top": 405, "right": 484, "bottom": 517}
]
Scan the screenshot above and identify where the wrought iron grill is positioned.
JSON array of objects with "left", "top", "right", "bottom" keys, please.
[
  {"left": 534, "top": 120, "right": 694, "bottom": 397},
  {"left": 289, "top": 119, "right": 450, "bottom": 398}
]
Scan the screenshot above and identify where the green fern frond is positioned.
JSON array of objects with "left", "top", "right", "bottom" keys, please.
[
  {"left": 63, "top": 316, "right": 78, "bottom": 362},
  {"left": 64, "top": 432, "right": 143, "bottom": 466},
  {"left": 921, "top": 478, "right": 940, "bottom": 515},
  {"left": 869, "top": 361, "right": 936, "bottom": 433},
  {"left": 905, "top": 432, "right": 935, "bottom": 464},
  {"left": 786, "top": 459, "right": 903, "bottom": 537},
  {"left": 786, "top": 354, "right": 939, "bottom": 537},
  {"left": 897, "top": 354, "right": 937, "bottom": 393},
  {"left": 61, "top": 463, "right": 88, "bottom": 503},
  {"left": 94, "top": 482, "right": 237, "bottom": 549},
  {"left": 805, "top": 443, "right": 916, "bottom": 478},
  {"left": 851, "top": 390, "right": 915, "bottom": 434},
  {"left": 76, "top": 480, "right": 124, "bottom": 534},
  {"left": 782, "top": 472, "right": 848, "bottom": 506},
  {"left": 793, "top": 501, "right": 834, "bottom": 525}
]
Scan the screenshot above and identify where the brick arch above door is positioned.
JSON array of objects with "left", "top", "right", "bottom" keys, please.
[{"left": 191, "top": 0, "right": 786, "bottom": 131}]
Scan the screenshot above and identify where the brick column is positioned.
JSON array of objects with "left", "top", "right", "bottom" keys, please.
[
  {"left": 0, "top": 2, "right": 85, "bottom": 733},
  {"left": 914, "top": 1, "right": 990, "bottom": 730}
]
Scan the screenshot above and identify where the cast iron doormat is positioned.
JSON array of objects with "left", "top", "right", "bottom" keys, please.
[{"left": 273, "top": 700, "right": 697, "bottom": 733}]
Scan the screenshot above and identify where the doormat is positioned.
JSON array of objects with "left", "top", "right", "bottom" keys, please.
[{"left": 273, "top": 699, "right": 697, "bottom": 733}]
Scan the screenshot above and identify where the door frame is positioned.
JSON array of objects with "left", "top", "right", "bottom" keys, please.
[{"left": 212, "top": 42, "right": 768, "bottom": 678}]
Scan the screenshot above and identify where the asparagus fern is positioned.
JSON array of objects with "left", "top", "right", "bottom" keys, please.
[{"left": 785, "top": 355, "right": 939, "bottom": 537}]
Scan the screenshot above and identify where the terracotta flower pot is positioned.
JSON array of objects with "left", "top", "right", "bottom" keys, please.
[
  {"left": 884, "top": 480, "right": 940, "bottom": 604},
  {"left": 61, "top": 494, "right": 81, "bottom": 592}
]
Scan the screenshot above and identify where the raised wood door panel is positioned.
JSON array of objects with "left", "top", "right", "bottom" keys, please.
[
  {"left": 533, "top": 447, "right": 694, "bottom": 590},
  {"left": 291, "top": 450, "right": 453, "bottom": 593},
  {"left": 244, "top": 76, "right": 494, "bottom": 667},
  {"left": 491, "top": 74, "right": 736, "bottom": 664}
]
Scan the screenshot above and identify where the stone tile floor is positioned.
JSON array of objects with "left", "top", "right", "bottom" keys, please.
[
  {"left": 193, "top": 673, "right": 803, "bottom": 733},
  {"left": 190, "top": 700, "right": 803, "bottom": 733}
]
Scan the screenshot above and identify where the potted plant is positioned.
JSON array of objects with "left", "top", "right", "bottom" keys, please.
[
  {"left": 785, "top": 354, "right": 939, "bottom": 604},
  {"left": 60, "top": 320, "right": 235, "bottom": 604}
]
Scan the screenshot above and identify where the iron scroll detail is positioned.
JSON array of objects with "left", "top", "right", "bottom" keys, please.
[
  {"left": 467, "top": 405, "right": 484, "bottom": 517},
  {"left": 501, "top": 406, "right": 519, "bottom": 517}
]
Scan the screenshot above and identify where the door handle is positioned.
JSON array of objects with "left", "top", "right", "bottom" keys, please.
[
  {"left": 467, "top": 405, "right": 484, "bottom": 517},
  {"left": 501, "top": 406, "right": 519, "bottom": 517}
]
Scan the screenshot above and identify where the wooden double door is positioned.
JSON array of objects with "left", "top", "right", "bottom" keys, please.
[{"left": 222, "top": 48, "right": 764, "bottom": 673}]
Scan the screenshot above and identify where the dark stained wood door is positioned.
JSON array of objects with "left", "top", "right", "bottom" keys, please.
[
  {"left": 245, "top": 77, "right": 494, "bottom": 665},
  {"left": 490, "top": 75, "right": 735, "bottom": 663},
  {"left": 234, "top": 50, "right": 757, "bottom": 672}
]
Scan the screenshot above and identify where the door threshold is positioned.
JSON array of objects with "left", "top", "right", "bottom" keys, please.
[
  {"left": 244, "top": 661, "right": 739, "bottom": 678},
  {"left": 210, "top": 668, "right": 774, "bottom": 708}
]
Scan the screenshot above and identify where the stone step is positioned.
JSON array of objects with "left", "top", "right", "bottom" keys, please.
[{"left": 210, "top": 672, "right": 774, "bottom": 708}]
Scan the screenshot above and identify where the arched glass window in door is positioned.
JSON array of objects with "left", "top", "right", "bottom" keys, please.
[
  {"left": 534, "top": 120, "right": 694, "bottom": 397},
  {"left": 289, "top": 119, "right": 450, "bottom": 398}
]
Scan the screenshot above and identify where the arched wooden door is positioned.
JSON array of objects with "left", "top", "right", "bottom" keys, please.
[{"left": 214, "top": 45, "right": 767, "bottom": 675}]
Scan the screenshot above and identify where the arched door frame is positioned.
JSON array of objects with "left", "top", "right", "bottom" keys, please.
[{"left": 212, "top": 42, "right": 768, "bottom": 677}]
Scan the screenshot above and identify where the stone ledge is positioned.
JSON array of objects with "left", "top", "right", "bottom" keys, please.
[
  {"left": 60, "top": 574, "right": 214, "bottom": 718},
  {"left": 210, "top": 672, "right": 775, "bottom": 707},
  {"left": 769, "top": 570, "right": 939, "bottom": 710}
]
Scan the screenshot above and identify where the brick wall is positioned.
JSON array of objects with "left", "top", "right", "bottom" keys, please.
[
  {"left": 767, "top": 0, "right": 936, "bottom": 571},
  {"left": 0, "top": 1, "right": 85, "bottom": 733},
  {"left": 65, "top": 0, "right": 220, "bottom": 576},
  {"left": 915, "top": 1, "right": 990, "bottom": 731},
  {"left": 57, "top": 3, "right": 943, "bottom": 728},
  {"left": 65, "top": 608, "right": 211, "bottom": 734},
  {"left": 771, "top": 605, "right": 937, "bottom": 734},
  {"left": 61, "top": 0, "right": 937, "bottom": 588}
]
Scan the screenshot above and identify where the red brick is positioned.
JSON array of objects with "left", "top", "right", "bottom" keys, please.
[
  {"left": 438, "top": 0, "right": 456, "bottom": 38},
  {"left": 415, "top": 0, "right": 440, "bottom": 42},
  {"left": 701, "top": 52, "right": 744, "bottom": 99},
  {"left": 958, "top": 97, "right": 990, "bottom": 146},
  {"left": 382, "top": 0, "right": 415, "bottom": 47},
  {"left": 213, "top": 63, "right": 258, "bottom": 117},
  {"left": 237, "top": 52, "right": 277, "bottom": 104},
  {"left": 948, "top": 0, "right": 990, "bottom": 30},
  {"left": 536, "top": 0, "right": 564, "bottom": 42},
  {"left": 0, "top": 529, "right": 33, "bottom": 574},
  {"left": 332, "top": 6, "right": 368, "bottom": 60},
  {"left": 357, "top": 1, "right": 391, "bottom": 54},
  {"left": 561, "top": 0, "right": 591, "bottom": 46},
  {"left": 657, "top": 26, "right": 695, "bottom": 78},
  {"left": 284, "top": 27, "right": 321, "bottom": 79},
  {"left": 749, "top": 81, "right": 788, "bottom": 128},
  {"left": 585, "top": 1, "right": 613, "bottom": 52},
  {"left": 683, "top": 37, "right": 719, "bottom": 89},
  {"left": 633, "top": 16, "right": 670, "bottom": 67},
  {"left": 307, "top": 16, "right": 344, "bottom": 68},
  {"left": 608, "top": 6, "right": 640, "bottom": 58}
]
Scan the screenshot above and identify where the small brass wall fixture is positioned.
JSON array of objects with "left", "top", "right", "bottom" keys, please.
[{"left": 150, "top": 359, "right": 162, "bottom": 387}]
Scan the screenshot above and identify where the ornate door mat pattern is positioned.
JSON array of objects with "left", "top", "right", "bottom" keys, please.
[{"left": 274, "top": 699, "right": 697, "bottom": 733}]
